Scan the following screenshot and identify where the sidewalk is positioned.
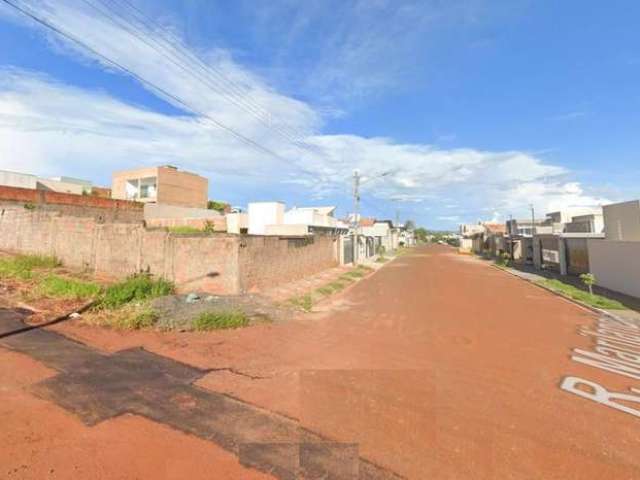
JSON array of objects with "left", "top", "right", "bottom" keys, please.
[{"left": 496, "top": 261, "right": 640, "bottom": 322}]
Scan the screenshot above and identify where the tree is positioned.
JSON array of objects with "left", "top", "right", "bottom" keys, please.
[
  {"left": 414, "top": 227, "right": 428, "bottom": 243},
  {"left": 580, "top": 273, "right": 596, "bottom": 296},
  {"left": 404, "top": 220, "right": 416, "bottom": 230},
  {"left": 207, "top": 200, "right": 230, "bottom": 213}
]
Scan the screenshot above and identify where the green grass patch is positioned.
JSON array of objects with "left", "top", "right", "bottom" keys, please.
[
  {"left": 0, "top": 254, "right": 60, "bottom": 279},
  {"left": 538, "top": 279, "right": 626, "bottom": 310},
  {"left": 316, "top": 285, "right": 335, "bottom": 296},
  {"left": 97, "top": 274, "right": 174, "bottom": 309},
  {"left": 356, "top": 264, "right": 373, "bottom": 272},
  {"left": 339, "top": 274, "right": 355, "bottom": 283},
  {"left": 193, "top": 311, "right": 249, "bottom": 330},
  {"left": 114, "top": 307, "right": 158, "bottom": 330},
  {"left": 38, "top": 275, "right": 101, "bottom": 300},
  {"left": 167, "top": 226, "right": 205, "bottom": 234},
  {"left": 375, "top": 256, "right": 388, "bottom": 263},
  {"left": 288, "top": 294, "right": 314, "bottom": 312},
  {"left": 343, "top": 269, "right": 365, "bottom": 279},
  {"left": 327, "top": 280, "right": 347, "bottom": 292}
]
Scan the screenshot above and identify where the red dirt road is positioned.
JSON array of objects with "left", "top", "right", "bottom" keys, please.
[{"left": 3, "top": 245, "right": 640, "bottom": 479}]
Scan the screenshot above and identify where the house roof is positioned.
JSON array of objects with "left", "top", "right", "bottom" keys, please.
[
  {"left": 483, "top": 223, "right": 506, "bottom": 234},
  {"left": 359, "top": 217, "right": 376, "bottom": 227},
  {"left": 293, "top": 206, "right": 336, "bottom": 215}
]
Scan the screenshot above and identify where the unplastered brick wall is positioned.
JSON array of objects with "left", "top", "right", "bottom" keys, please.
[
  {"left": 0, "top": 209, "right": 239, "bottom": 293},
  {"left": 0, "top": 209, "right": 338, "bottom": 294},
  {"left": 145, "top": 217, "right": 227, "bottom": 231},
  {"left": 0, "top": 185, "right": 143, "bottom": 223},
  {"left": 238, "top": 235, "right": 338, "bottom": 292}
]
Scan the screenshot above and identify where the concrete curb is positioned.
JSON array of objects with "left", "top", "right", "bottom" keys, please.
[{"left": 489, "top": 263, "right": 613, "bottom": 317}]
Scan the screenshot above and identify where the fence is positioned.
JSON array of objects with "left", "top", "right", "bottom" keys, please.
[{"left": 0, "top": 208, "right": 338, "bottom": 294}]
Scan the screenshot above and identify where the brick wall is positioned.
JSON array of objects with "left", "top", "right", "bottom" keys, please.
[
  {"left": 238, "top": 235, "right": 338, "bottom": 292},
  {"left": 0, "top": 209, "right": 337, "bottom": 294},
  {"left": 0, "top": 185, "right": 143, "bottom": 222},
  {"left": 145, "top": 217, "right": 227, "bottom": 232}
]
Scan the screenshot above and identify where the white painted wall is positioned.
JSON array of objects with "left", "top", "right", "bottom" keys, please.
[
  {"left": 588, "top": 239, "right": 640, "bottom": 298},
  {"left": 225, "top": 213, "right": 248, "bottom": 234},
  {"left": 603, "top": 200, "right": 640, "bottom": 241},
  {"left": 248, "top": 202, "right": 285, "bottom": 235},
  {"left": 0, "top": 170, "right": 37, "bottom": 189},
  {"left": 36, "top": 179, "right": 84, "bottom": 195},
  {"left": 284, "top": 207, "right": 337, "bottom": 227}
]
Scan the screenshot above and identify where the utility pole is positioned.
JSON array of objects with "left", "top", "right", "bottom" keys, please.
[
  {"left": 530, "top": 204, "right": 536, "bottom": 235},
  {"left": 352, "top": 170, "right": 361, "bottom": 264},
  {"left": 395, "top": 207, "right": 400, "bottom": 228}
]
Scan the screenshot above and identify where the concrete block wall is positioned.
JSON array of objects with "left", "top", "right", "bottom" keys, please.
[
  {"left": 238, "top": 235, "right": 338, "bottom": 292},
  {"left": 0, "top": 209, "right": 338, "bottom": 295}
]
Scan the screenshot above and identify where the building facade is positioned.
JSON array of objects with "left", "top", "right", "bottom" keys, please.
[{"left": 112, "top": 165, "right": 208, "bottom": 209}]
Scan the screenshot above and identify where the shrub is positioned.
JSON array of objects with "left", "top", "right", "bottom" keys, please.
[
  {"left": 580, "top": 273, "right": 596, "bottom": 296},
  {"left": 193, "top": 311, "right": 249, "bottom": 330},
  {"left": 98, "top": 274, "right": 174, "bottom": 309},
  {"left": 375, "top": 256, "right": 388, "bottom": 263},
  {"left": 38, "top": 275, "right": 101, "bottom": 300}
]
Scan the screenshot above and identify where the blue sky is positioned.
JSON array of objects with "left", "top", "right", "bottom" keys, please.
[{"left": 1, "top": 0, "right": 639, "bottom": 228}]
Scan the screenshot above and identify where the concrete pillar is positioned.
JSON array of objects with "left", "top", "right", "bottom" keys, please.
[
  {"left": 533, "top": 236, "right": 542, "bottom": 270},
  {"left": 558, "top": 238, "right": 568, "bottom": 276}
]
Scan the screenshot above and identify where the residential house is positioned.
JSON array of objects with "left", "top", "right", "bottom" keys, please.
[
  {"left": 360, "top": 219, "right": 398, "bottom": 253},
  {"left": 247, "top": 202, "right": 285, "bottom": 235},
  {"left": 226, "top": 212, "right": 249, "bottom": 234},
  {"left": 586, "top": 200, "right": 640, "bottom": 298},
  {"left": 0, "top": 169, "right": 93, "bottom": 195},
  {"left": 112, "top": 165, "right": 208, "bottom": 209},
  {"left": 398, "top": 224, "right": 416, "bottom": 246}
]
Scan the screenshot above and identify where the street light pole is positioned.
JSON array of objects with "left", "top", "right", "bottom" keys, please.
[
  {"left": 530, "top": 204, "right": 536, "bottom": 235},
  {"left": 352, "top": 170, "right": 361, "bottom": 264}
]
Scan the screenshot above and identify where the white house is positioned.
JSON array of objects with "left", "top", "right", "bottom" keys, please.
[
  {"left": 247, "top": 202, "right": 285, "bottom": 235},
  {"left": 0, "top": 169, "right": 92, "bottom": 195},
  {"left": 283, "top": 206, "right": 338, "bottom": 228}
]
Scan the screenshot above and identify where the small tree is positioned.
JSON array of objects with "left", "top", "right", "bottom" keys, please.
[{"left": 580, "top": 273, "right": 596, "bottom": 296}]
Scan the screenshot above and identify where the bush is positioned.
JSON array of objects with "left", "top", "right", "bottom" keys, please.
[
  {"left": 38, "top": 275, "right": 101, "bottom": 300},
  {"left": 98, "top": 274, "right": 174, "bottom": 309},
  {"left": 193, "top": 311, "right": 249, "bottom": 330},
  {"left": 0, "top": 254, "right": 60, "bottom": 279}
]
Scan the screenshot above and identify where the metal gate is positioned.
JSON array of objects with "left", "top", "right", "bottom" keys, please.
[
  {"left": 343, "top": 236, "right": 354, "bottom": 264},
  {"left": 566, "top": 238, "right": 590, "bottom": 275}
]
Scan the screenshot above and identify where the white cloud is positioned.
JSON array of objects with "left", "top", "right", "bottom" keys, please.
[{"left": 0, "top": 0, "right": 612, "bottom": 226}]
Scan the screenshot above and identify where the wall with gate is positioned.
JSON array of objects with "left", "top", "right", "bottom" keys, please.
[{"left": 565, "top": 238, "right": 590, "bottom": 275}]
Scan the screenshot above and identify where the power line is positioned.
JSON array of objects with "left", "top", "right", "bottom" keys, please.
[
  {"left": 1, "top": 0, "right": 318, "bottom": 177},
  {"left": 113, "top": 0, "right": 312, "bottom": 140},
  {"left": 92, "top": 0, "right": 324, "bottom": 156}
]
